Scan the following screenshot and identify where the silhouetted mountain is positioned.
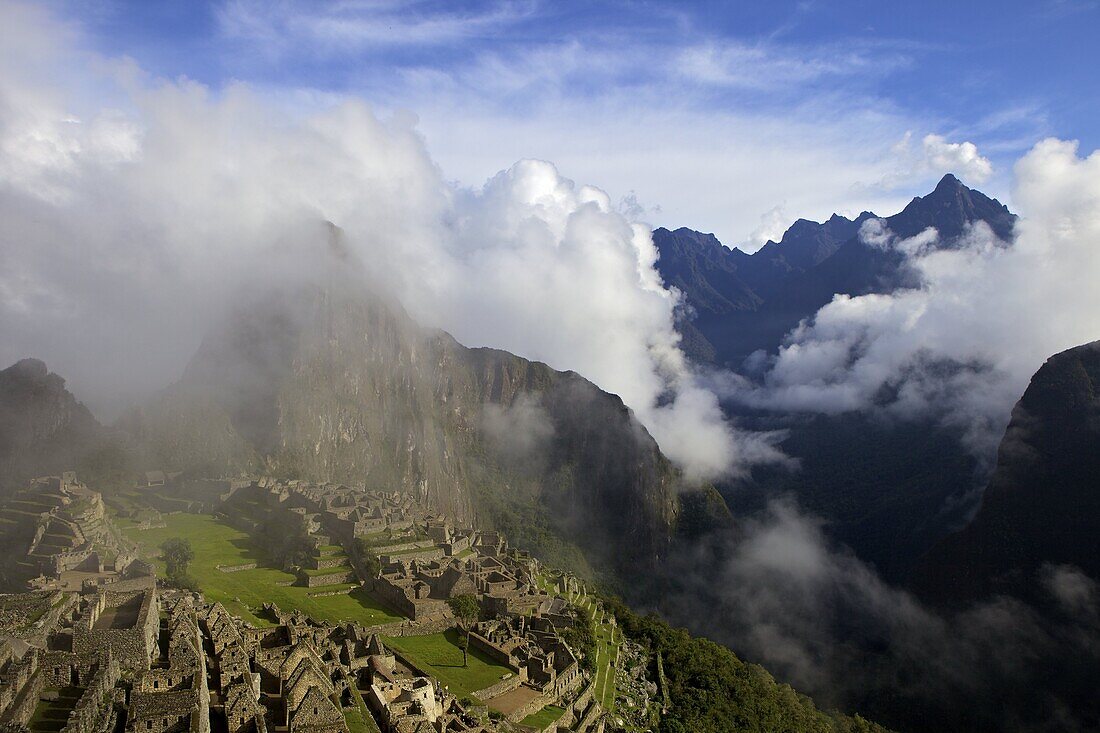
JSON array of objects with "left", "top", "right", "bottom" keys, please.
[
  {"left": 914, "top": 340, "right": 1100, "bottom": 606},
  {"left": 0, "top": 359, "right": 106, "bottom": 492},
  {"left": 655, "top": 175, "right": 1016, "bottom": 366}
]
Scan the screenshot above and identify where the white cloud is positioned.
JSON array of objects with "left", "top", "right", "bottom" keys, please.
[
  {"left": 920, "top": 133, "right": 994, "bottom": 182},
  {"left": 733, "top": 138, "right": 1100, "bottom": 461},
  {"left": 0, "top": 0, "right": 773, "bottom": 481},
  {"left": 199, "top": 2, "right": 1031, "bottom": 251},
  {"left": 883, "top": 131, "right": 995, "bottom": 188},
  {"left": 218, "top": 0, "right": 533, "bottom": 54},
  {"left": 675, "top": 40, "right": 910, "bottom": 90}
]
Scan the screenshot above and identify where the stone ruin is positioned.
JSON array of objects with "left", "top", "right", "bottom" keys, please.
[{"left": 0, "top": 475, "right": 147, "bottom": 593}]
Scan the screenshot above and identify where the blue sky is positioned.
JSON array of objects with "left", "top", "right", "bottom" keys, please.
[{"left": 50, "top": 0, "right": 1100, "bottom": 248}]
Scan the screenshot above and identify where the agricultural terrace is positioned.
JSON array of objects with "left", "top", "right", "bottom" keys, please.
[
  {"left": 116, "top": 512, "right": 401, "bottom": 628},
  {"left": 535, "top": 571, "right": 620, "bottom": 712}
]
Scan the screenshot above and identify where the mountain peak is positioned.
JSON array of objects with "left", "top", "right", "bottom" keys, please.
[
  {"left": 933, "top": 173, "right": 963, "bottom": 192},
  {"left": 4, "top": 358, "right": 49, "bottom": 381},
  {"left": 891, "top": 173, "right": 1015, "bottom": 241}
]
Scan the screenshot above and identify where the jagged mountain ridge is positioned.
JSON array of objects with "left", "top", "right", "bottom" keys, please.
[
  {"left": 914, "top": 339, "right": 1100, "bottom": 606},
  {"left": 124, "top": 279, "right": 682, "bottom": 578},
  {"left": 656, "top": 175, "right": 1017, "bottom": 584},
  {"left": 0, "top": 359, "right": 106, "bottom": 492},
  {"left": 655, "top": 174, "right": 1016, "bottom": 366}
]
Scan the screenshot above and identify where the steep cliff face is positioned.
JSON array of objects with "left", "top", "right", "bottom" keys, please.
[
  {"left": 915, "top": 340, "right": 1100, "bottom": 605},
  {"left": 0, "top": 359, "right": 105, "bottom": 492},
  {"left": 128, "top": 281, "right": 681, "bottom": 576}
]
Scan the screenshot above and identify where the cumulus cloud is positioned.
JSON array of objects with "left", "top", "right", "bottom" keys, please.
[
  {"left": 881, "top": 131, "right": 995, "bottom": 189},
  {"left": 0, "top": 0, "right": 764, "bottom": 481},
  {"left": 918, "top": 133, "right": 994, "bottom": 182},
  {"left": 732, "top": 138, "right": 1100, "bottom": 461}
]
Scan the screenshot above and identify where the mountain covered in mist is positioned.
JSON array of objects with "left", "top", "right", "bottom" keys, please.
[
  {"left": 915, "top": 339, "right": 1100, "bottom": 606},
  {"left": 656, "top": 174, "right": 1016, "bottom": 366},
  {"left": 122, "top": 264, "right": 684, "bottom": 584},
  {"left": 0, "top": 358, "right": 107, "bottom": 492}
]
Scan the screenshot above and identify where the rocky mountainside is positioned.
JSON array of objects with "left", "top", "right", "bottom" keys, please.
[
  {"left": 123, "top": 271, "right": 683, "bottom": 582},
  {"left": 914, "top": 340, "right": 1100, "bottom": 606},
  {"left": 655, "top": 174, "right": 1016, "bottom": 366},
  {"left": 0, "top": 359, "right": 106, "bottom": 493}
]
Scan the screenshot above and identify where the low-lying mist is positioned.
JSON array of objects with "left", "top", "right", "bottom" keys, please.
[{"left": 660, "top": 499, "right": 1100, "bottom": 732}]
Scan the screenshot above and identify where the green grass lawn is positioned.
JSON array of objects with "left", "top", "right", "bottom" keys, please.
[
  {"left": 117, "top": 513, "right": 402, "bottom": 628},
  {"left": 520, "top": 704, "right": 566, "bottom": 729},
  {"left": 383, "top": 629, "right": 513, "bottom": 701}
]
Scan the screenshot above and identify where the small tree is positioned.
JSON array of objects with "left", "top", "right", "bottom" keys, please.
[
  {"left": 353, "top": 537, "right": 380, "bottom": 578},
  {"left": 161, "top": 537, "right": 194, "bottom": 586},
  {"left": 447, "top": 594, "right": 481, "bottom": 667}
]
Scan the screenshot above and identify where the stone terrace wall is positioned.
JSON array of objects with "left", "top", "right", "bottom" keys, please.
[
  {"left": 216, "top": 563, "right": 257, "bottom": 573},
  {"left": 301, "top": 571, "right": 356, "bottom": 588},
  {"left": 379, "top": 547, "right": 444, "bottom": 564},
  {"left": 471, "top": 674, "right": 522, "bottom": 702},
  {"left": 357, "top": 615, "right": 453, "bottom": 639}
]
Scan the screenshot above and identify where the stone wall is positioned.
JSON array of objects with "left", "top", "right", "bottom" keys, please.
[
  {"left": 41, "top": 651, "right": 81, "bottom": 687},
  {"left": 301, "top": 571, "right": 356, "bottom": 588},
  {"left": 470, "top": 674, "right": 522, "bottom": 702},
  {"left": 378, "top": 547, "right": 444, "bottom": 564},
  {"left": 468, "top": 632, "right": 521, "bottom": 672},
  {"left": 216, "top": 563, "right": 258, "bottom": 573},
  {"left": 574, "top": 697, "right": 603, "bottom": 732},
  {"left": 4, "top": 671, "right": 44, "bottom": 726},
  {"left": 73, "top": 588, "right": 159, "bottom": 671},
  {"left": 356, "top": 615, "right": 453, "bottom": 639},
  {"left": 60, "top": 652, "right": 120, "bottom": 733},
  {"left": 308, "top": 556, "right": 346, "bottom": 570}
]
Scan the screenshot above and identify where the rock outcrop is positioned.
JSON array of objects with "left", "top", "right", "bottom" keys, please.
[
  {"left": 0, "top": 359, "right": 105, "bottom": 493},
  {"left": 915, "top": 340, "right": 1100, "bottom": 605}
]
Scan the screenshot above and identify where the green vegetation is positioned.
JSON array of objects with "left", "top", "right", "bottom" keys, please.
[
  {"left": 117, "top": 513, "right": 401, "bottom": 628},
  {"left": 383, "top": 629, "right": 512, "bottom": 700},
  {"left": 603, "top": 597, "right": 893, "bottom": 733},
  {"left": 446, "top": 594, "right": 481, "bottom": 667},
  {"left": 160, "top": 537, "right": 195, "bottom": 588},
  {"left": 342, "top": 709, "right": 369, "bottom": 733},
  {"left": 560, "top": 611, "right": 597, "bottom": 673},
  {"left": 343, "top": 671, "right": 382, "bottom": 733},
  {"left": 519, "top": 704, "right": 566, "bottom": 729}
]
